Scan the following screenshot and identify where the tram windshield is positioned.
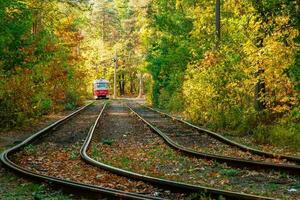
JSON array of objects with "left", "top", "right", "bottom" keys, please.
[{"left": 96, "top": 82, "right": 108, "bottom": 89}]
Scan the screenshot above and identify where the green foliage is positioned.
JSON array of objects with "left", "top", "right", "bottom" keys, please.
[
  {"left": 33, "top": 92, "right": 53, "bottom": 115},
  {"left": 0, "top": 0, "right": 33, "bottom": 71},
  {"left": 288, "top": 51, "right": 300, "bottom": 92},
  {"left": 0, "top": 0, "right": 89, "bottom": 129},
  {"left": 2, "top": 183, "right": 72, "bottom": 200},
  {"left": 86, "top": 0, "right": 147, "bottom": 97},
  {"left": 64, "top": 102, "right": 76, "bottom": 111},
  {"left": 253, "top": 113, "right": 300, "bottom": 150},
  {"left": 145, "top": 0, "right": 300, "bottom": 149},
  {"left": 64, "top": 89, "right": 79, "bottom": 110},
  {"left": 146, "top": 0, "right": 192, "bottom": 109}
]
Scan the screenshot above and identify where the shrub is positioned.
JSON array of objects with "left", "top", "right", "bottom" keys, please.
[{"left": 254, "top": 110, "right": 300, "bottom": 150}]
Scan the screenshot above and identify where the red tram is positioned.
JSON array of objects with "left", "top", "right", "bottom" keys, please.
[{"left": 93, "top": 79, "right": 109, "bottom": 99}]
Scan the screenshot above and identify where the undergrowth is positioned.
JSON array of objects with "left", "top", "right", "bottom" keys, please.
[{"left": 253, "top": 110, "right": 300, "bottom": 150}]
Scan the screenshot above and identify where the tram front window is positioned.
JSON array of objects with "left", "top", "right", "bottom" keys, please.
[{"left": 96, "top": 83, "right": 108, "bottom": 89}]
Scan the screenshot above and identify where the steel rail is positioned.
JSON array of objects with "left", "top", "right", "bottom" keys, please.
[
  {"left": 0, "top": 101, "right": 161, "bottom": 200},
  {"left": 127, "top": 103, "right": 300, "bottom": 175},
  {"left": 143, "top": 104, "right": 300, "bottom": 164},
  {"left": 81, "top": 103, "right": 273, "bottom": 200}
]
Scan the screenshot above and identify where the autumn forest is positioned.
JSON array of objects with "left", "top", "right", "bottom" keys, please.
[
  {"left": 0, "top": 0, "right": 300, "bottom": 199},
  {"left": 1, "top": 0, "right": 299, "bottom": 147}
]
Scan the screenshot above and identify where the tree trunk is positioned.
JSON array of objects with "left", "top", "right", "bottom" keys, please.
[
  {"left": 130, "top": 72, "right": 135, "bottom": 95},
  {"left": 255, "top": 68, "right": 266, "bottom": 111},
  {"left": 138, "top": 72, "right": 143, "bottom": 98},
  {"left": 32, "top": 11, "right": 42, "bottom": 35},
  {"left": 119, "top": 73, "right": 125, "bottom": 96},
  {"left": 113, "top": 53, "right": 118, "bottom": 99}
]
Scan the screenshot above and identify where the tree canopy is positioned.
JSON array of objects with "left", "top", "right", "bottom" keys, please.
[{"left": 0, "top": 0, "right": 299, "bottom": 149}]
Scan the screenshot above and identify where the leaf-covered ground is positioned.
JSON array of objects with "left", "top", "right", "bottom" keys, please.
[
  {"left": 10, "top": 101, "right": 194, "bottom": 199},
  {"left": 0, "top": 109, "right": 79, "bottom": 200},
  {"left": 90, "top": 101, "right": 300, "bottom": 199}
]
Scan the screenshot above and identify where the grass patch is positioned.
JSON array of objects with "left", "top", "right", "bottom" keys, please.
[
  {"left": 101, "top": 139, "right": 114, "bottom": 146},
  {"left": 69, "top": 150, "right": 77, "bottom": 160},
  {"left": 148, "top": 146, "right": 177, "bottom": 160},
  {"left": 92, "top": 144, "right": 101, "bottom": 158},
  {"left": 265, "top": 183, "right": 280, "bottom": 191},
  {"left": 119, "top": 156, "right": 132, "bottom": 168},
  {"left": 1, "top": 182, "right": 72, "bottom": 200},
  {"left": 219, "top": 169, "right": 240, "bottom": 176},
  {"left": 24, "top": 144, "right": 36, "bottom": 155},
  {"left": 253, "top": 121, "right": 300, "bottom": 150}
]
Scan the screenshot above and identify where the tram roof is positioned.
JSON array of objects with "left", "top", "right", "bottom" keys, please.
[{"left": 94, "top": 79, "right": 109, "bottom": 83}]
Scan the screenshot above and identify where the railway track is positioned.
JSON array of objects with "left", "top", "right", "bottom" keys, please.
[
  {"left": 0, "top": 101, "right": 169, "bottom": 200},
  {"left": 82, "top": 101, "right": 299, "bottom": 200},
  {"left": 2, "top": 99, "right": 299, "bottom": 199},
  {"left": 126, "top": 102, "right": 300, "bottom": 175}
]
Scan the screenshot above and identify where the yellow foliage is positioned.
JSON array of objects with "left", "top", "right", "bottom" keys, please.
[
  {"left": 244, "top": 17, "right": 298, "bottom": 114},
  {"left": 183, "top": 1, "right": 299, "bottom": 131}
]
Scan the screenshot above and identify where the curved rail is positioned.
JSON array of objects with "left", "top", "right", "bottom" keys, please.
[
  {"left": 81, "top": 102, "right": 273, "bottom": 200},
  {"left": 143, "top": 104, "right": 300, "bottom": 164},
  {"left": 0, "top": 101, "right": 162, "bottom": 200},
  {"left": 127, "top": 103, "right": 300, "bottom": 175}
]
